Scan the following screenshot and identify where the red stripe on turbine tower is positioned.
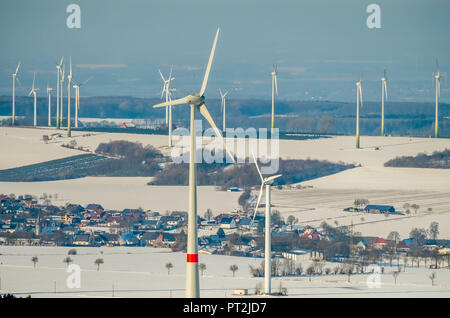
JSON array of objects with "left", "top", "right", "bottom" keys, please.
[{"left": 187, "top": 254, "right": 198, "bottom": 263}]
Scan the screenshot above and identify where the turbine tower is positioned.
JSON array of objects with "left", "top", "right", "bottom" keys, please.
[
  {"left": 356, "top": 79, "right": 363, "bottom": 149},
  {"left": 60, "top": 64, "right": 65, "bottom": 128},
  {"left": 152, "top": 28, "right": 235, "bottom": 298},
  {"left": 251, "top": 152, "right": 282, "bottom": 295},
  {"left": 73, "top": 76, "right": 92, "bottom": 128},
  {"left": 67, "top": 57, "right": 73, "bottom": 137},
  {"left": 219, "top": 88, "right": 229, "bottom": 132},
  {"left": 11, "top": 61, "right": 21, "bottom": 126},
  {"left": 381, "top": 70, "right": 388, "bottom": 136},
  {"left": 28, "top": 72, "right": 39, "bottom": 127},
  {"left": 56, "top": 57, "right": 63, "bottom": 129},
  {"left": 159, "top": 67, "right": 175, "bottom": 147},
  {"left": 271, "top": 65, "right": 278, "bottom": 131},
  {"left": 434, "top": 60, "right": 441, "bottom": 138},
  {"left": 47, "top": 86, "right": 53, "bottom": 127}
]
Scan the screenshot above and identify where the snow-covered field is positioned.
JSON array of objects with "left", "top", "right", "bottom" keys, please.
[
  {"left": 1, "top": 126, "right": 450, "bottom": 297},
  {"left": 0, "top": 177, "right": 241, "bottom": 214},
  {"left": 0, "top": 246, "right": 448, "bottom": 298},
  {"left": 1, "top": 126, "right": 450, "bottom": 237}
]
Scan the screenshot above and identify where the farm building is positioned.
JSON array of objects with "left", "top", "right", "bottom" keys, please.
[{"left": 364, "top": 205, "right": 395, "bottom": 214}]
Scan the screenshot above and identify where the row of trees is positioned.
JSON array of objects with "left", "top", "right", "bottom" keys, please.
[
  {"left": 150, "top": 158, "right": 354, "bottom": 188},
  {"left": 30, "top": 255, "right": 104, "bottom": 271},
  {"left": 385, "top": 149, "right": 450, "bottom": 169}
]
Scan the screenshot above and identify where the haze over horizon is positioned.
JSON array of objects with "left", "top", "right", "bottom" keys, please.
[{"left": 0, "top": 0, "right": 449, "bottom": 103}]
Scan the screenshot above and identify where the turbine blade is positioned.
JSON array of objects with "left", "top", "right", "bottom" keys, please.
[
  {"left": 59, "top": 56, "right": 64, "bottom": 66},
  {"left": 32, "top": 72, "right": 35, "bottom": 90},
  {"left": 16, "top": 76, "right": 22, "bottom": 87},
  {"left": 384, "top": 81, "right": 388, "bottom": 100},
  {"left": 274, "top": 75, "right": 278, "bottom": 96},
  {"left": 168, "top": 65, "right": 173, "bottom": 83},
  {"left": 264, "top": 174, "right": 282, "bottom": 183},
  {"left": 437, "top": 79, "right": 440, "bottom": 97},
  {"left": 158, "top": 69, "right": 165, "bottom": 82},
  {"left": 152, "top": 95, "right": 190, "bottom": 108},
  {"left": 81, "top": 76, "right": 93, "bottom": 86},
  {"left": 251, "top": 182, "right": 265, "bottom": 225},
  {"left": 199, "top": 27, "right": 220, "bottom": 96},
  {"left": 251, "top": 151, "right": 264, "bottom": 182},
  {"left": 219, "top": 88, "right": 223, "bottom": 97},
  {"left": 198, "top": 102, "right": 235, "bottom": 163},
  {"left": 69, "top": 56, "right": 72, "bottom": 76},
  {"left": 359, "top": 86, "right": 363, "bottom": 108},
  {"left": 15, "top": 61, "right": 21, "bottom": 74}
]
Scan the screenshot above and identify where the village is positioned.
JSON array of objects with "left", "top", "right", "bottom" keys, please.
[{"left": 1, "top": 193, "right": 450, "bottom": 274}]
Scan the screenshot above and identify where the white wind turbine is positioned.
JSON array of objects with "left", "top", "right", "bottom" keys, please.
[
  {"left": 152, "top": 27, "right": 235, "bottom": 298},
  {"left": 381, "top": 70, "right": 388, "bottom": 136},
  {"left": 73, "top": 76, "right": 92, "bottom": 128},
  {"left": 28, "top": 72, "right": 39, "bottom": 127},
  {"left": 59, "top": 64, "right": 65, "bottom": 128},
  {"left": 56, "top": 57, "right": 64, "bottom": 129},
  {"left": 219, "top": 88, "right": 229, "bottom": 132},
  {"left": 46, "top": 85, "right": 53, "bottom": 127},
  {"left": 11, "top": 61, "right": 21, "bottom": 126},
  {"left": 67, "top": 57, "right": 73, "bottom": 137},
  {"left": 434, "top": 60, "right": 441, "bottom": 138},
  {"left": 355, "top": 79, "right": 363, "bottom": 149},
  {"left": 271, "top": 64, "right": 278, "bottom": 130},
  {"left": 159, "top": 67, "right": 176, "bottom": 147},
  {"left": 250, "top": 152, "right": 282, "bottom": 295}
]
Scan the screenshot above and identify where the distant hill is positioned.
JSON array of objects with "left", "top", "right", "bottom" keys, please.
[
  {"left": 384, "top": 149, "right": 450, "bottom": 169},
  {"left": 1, "top": 95, "right": 449, "bottom": 137}
]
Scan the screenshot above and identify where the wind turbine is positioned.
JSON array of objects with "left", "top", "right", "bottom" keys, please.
[
  {"left": 381, "top": 70, "right": 388, "bottom": 136},
  {"left": 434, "top": 60, "right": 441, "bottom": 138},
  {"left": 73, "top": 76, "right": 92, "bottom": 128},
  {"left": 67, "top": 57, "right": 73, "bottom": 137},
  {"left": 219, "top": 88, "right": 229, "bottom": 132},
  {"left": 152, "top": 28, "right": 235, "bottom": 298},
  {"left": 60, "top": 64, "right": 65, "bottom": 128},
  {"left": 47, "top": 85, "right": 53, "bottom": 127},
  {"left": 250, "top": 152, "right": 282, "bottom": 295},
  {"left": 11, "top": 61, "right": 21, "bottom": 126},
  {"left": 28, "top": 72, "right": 39, "bottom": 127},
  {"left": 271, "top": 64, "right": 278, "bottom": 131},
  {"left": 159, "top": 67, "right": 176, "bottom": 147},
  {"left": 356, "top": 79, "right": 363, "bottom": 149},
  {"left": 56, "top": 57, "right": 64, "bottom": 129}
]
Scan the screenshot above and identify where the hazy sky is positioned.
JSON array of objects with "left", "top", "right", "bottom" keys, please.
[{"left": 0, "top": 0, "right": 449, "bottom": 102}]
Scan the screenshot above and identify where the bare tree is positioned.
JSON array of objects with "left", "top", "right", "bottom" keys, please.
[
  {"left": 199, "top": 263, "right": 207, "bottom": 276},
  {"left": 429, "top": 272, "right": 436, "bottom": 286},
  {"left": 411, "top": 204, "right": 420, "bottom": 215},
  {"left": 392, "top": 270, "right": 400, "bottom": 285},
  {"left": 165, "top": 262, "right": 173, "bottom": 275},
  {"left": 306, "top": 265, "right": 315, "bottom": 282},
  {"left": 95, "top": 258, "right": 104, "bottom": 271},
  {"left": 63, "top": 256, "right": 73, "bottom": 267},
  {"left": 204, "top": 209, "right": 213, "bottom": 221},
  {"left": 31, "top": 256, "right": 38, "bottom": 268},
  {"left": 230, "top": 264, "right": 239, "bottom": 278},
  {"left": 287, "top": 215, "right": 298, "bottom": 230},
  {"left": 429, "top": 222, "right": 439, "bottom": 240}
]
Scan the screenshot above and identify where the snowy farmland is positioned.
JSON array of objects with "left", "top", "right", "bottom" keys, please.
[
  {"left": 1, "top": 126, "right": 449, "bottom": 239},
  {"left": 0, "top": 246, "right": 449, "bottom": 298},
  {"left": 1, "top": 126, "right": 450, "bottom": 297}
]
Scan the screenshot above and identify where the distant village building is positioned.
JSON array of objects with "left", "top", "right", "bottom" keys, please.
[
  {"left": 364, "top": 205, "right": 395, "bottom": 214},
  {"left": 282, "top": 249, "right": 323, "bottom": 261}
]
